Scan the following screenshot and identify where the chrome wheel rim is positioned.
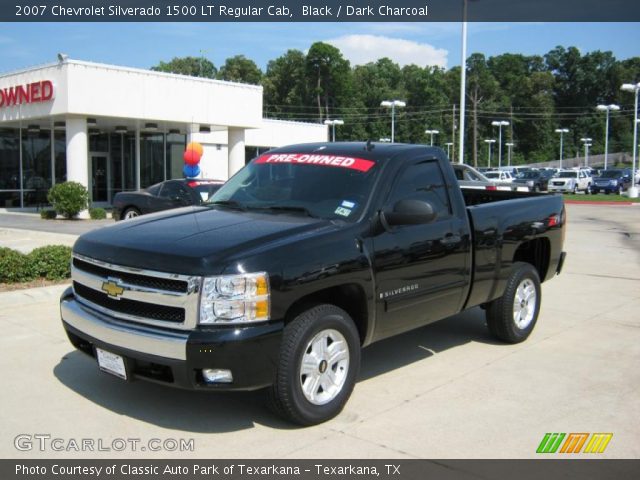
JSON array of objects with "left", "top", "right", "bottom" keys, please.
[
  {"left": 299, "top": 329, "right": 349, "bottom": 406},
  {"left": 513, "top": 279, "right": 537, "bottom": 329},
  {"left": 124, "top": 210, "right": 139, "bottom": 219}
]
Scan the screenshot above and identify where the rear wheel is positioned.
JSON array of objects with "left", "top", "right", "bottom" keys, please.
[
  {"left": 571, "top": 185, "right": 578, "bottom": 194},
  {"left": 486, "top": 262, "right": 541, "bottom": 344},
  {"left": 122, "top": 207, "right": 140, "bottom": 220},
  {"left": 585, "top": 184, "right": 592, "bottom": 194},
  {"left": 267, "top": 304, "right": 360, "bottom": 425}
]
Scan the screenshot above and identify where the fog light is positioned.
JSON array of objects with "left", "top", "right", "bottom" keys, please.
[{"left": 201, "top": 368, "right": 233, "bottom": 384}]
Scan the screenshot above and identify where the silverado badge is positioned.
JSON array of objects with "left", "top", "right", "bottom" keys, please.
[{"left": 102, "top": 280, "right": 125, "bottom": 298}]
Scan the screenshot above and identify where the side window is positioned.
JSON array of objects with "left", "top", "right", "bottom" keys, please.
[
  {"left": 160, "top": 182, "right": 188, "bottom": 199},
  {"left": 387, "top": 160, "right": 451, "bottom": 219}
]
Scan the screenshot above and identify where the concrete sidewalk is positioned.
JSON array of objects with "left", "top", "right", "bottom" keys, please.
[
  {"left": 0, "top": 228, "right": 77, "bottom": 253},
  {"left": 0, "top": 204, "right": 638, "bottom": 459}
]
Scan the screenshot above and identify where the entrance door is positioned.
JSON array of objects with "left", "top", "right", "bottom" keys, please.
[{"left": 90, "top": 153, "right": 110, "bottom": 204}]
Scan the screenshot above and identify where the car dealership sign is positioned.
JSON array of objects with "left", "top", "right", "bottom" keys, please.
[{"left": 0, "top": 80, "right": 54, "bottom": 108}]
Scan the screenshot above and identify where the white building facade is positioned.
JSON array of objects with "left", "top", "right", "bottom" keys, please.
[{"left": 0, "top": 58, "right": 327, "bottom": 208}]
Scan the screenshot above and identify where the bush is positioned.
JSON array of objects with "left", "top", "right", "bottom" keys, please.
[
  {"left": 0, "top": 247, "right": 35, "bottom": 283},
  {"left": 40, "top": 209, "right": 57, "bottom": 220},
  {"left": 89, "top": 207, "right": 107, "bottom": 220},
  {"left": 47, "top": 182, "right": 88, "bottom": 219},
  {"left": 27, "top": 245, "right": 73, "bottom": 280}
]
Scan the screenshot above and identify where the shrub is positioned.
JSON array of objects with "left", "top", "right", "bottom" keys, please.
[
  {"left": 47, "top": 182, "right": 89, "bottom": 219},
  {"left": 89, "top": 207, "right": 107, "bottom": 220},
  {"left": 0, "top": 247, "right": 35, "bottom": 283},
  {"left": 27, "top": 245, "right": 73, "bottom": 281},
  {"left": 40, "top": 209, "right": 57, "bottom": 220}
]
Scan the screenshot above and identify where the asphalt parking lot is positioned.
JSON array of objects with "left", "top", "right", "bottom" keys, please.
[{"left": 0, "top": 203, "right": 638, "bottom": 459}]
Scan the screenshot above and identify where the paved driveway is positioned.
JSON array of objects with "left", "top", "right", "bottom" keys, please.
[{"left": 0, "top": 204, "right": 638, "bottom": 458}]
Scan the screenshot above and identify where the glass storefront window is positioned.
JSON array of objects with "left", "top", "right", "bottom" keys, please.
[
  {"left": 54, "top": 130, "right": 66, "bottom": 184},
  {"left": 22, "top": 129, "right": 52, "bottom": 207},
  {"left": 166, "top": 133, "right": 186, "bottom": 180},
  {"left": 140, "top": 133, "right": 164, "bottom": 188},
  {"left": 0, "top": 128, "right": 20, "bottom": 207}
]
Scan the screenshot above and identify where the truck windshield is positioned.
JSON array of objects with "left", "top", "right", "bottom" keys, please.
[
  {"left": 599, "top": 170, "right": 622, "bottom": 178},
  {"left": 558, "top": 172, "right": 578, "bottom": 178},
  {"left": 206, "top": 158, "right": 379, "bottom": 221}
]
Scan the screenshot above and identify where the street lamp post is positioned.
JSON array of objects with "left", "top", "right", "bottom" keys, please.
[
  {"left": 425, "top": 129, "right": 439, "bottom": 146},
  {"left": 580, "top": 138, "right": 592, "bottom": 167},
  {"left": 596, "top": 104, "right": 620, "bottom": 170},
  {"left": 555, "top": 128, "right": 569, "bottom": 169},
  {"left": 491, "top": 120, "right": 509, "bottom": 169},
  {"left": 505, "top": 142, "right": 514, "bottom": 167},
  {"left": 323, "top": 119, "right": 344, "bottom": 142},
  {"left": 484, "top": 139, "right": 496, "bottom": 168},
  {"left": 380, "top": 100, "right": 406, "bottom": 143},
  {"left": 445, "top": 142, "right": 453, "bottom": 158},
  {"left": 621, "top": 83, "right": 640, "bottom": 198}
]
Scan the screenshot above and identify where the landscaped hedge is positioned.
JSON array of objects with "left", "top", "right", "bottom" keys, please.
[
  {"left": 40, "top": 209, "right": 57, "bottom": 220},
  {"left": 89, "top": 207, "right": 107, "bottom": 220},
  {"left": 0, "top": 245, "right": 72, "bottom": 283},
  {"left": 47, "top": 182, "right": 88, "bottom": 219}
]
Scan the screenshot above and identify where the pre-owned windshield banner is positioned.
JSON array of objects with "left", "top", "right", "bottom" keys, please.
[
  {"left": 4, "top": 0, "right": 640, "bottom": 22},
  {"left": 255, "top": 153, "right": 376, "bottom": 172}
]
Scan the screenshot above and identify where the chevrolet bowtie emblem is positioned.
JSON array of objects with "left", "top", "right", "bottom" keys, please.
[{"left": 102, "top": 280, "right": 125, "bottom": 298}]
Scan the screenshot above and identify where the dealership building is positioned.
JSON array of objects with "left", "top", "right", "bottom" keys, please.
[{"left": 0, "top": 58, "right": 327, "bottom": 208}]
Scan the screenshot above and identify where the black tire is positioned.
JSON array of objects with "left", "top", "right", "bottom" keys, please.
[
  {"left": 572, "top": 185, "right": 578, "bottom": 194},
  {"left": 267, "top": 304, "right": 360, "bottom": 426},
  {"left": 486, "top": 262, "right": 541, "bottom": 344},
  {"left": 122, "top": 207, "right": 141, "bottom": 220},
  {"left": 586, "top": 184, "right": 592, "bottom": 194},
  {"left": 618, "top": 185, "right": 623, "bottom": 195}
]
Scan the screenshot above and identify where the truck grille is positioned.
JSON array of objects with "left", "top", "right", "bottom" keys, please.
[{"left": 71, "top": 254, "right": 201, "bottom": 330}]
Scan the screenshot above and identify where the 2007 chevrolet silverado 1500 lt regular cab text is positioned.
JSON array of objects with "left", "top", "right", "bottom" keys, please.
[{"left": 60, "top": 142, "right": 566, "bottom": 425}]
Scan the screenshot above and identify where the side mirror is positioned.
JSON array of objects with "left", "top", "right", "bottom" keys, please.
[{"left": 382, "top": 199, "right": 437, "bottom": 227}]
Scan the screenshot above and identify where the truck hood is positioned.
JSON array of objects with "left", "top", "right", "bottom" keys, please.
[{"left": 73, "top": 206, "right": 337, "bottom": 275}]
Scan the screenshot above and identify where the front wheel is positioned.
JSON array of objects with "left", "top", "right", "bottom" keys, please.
[
  {"left": 585, "top": 184, "right": 592, "bottom": 194},
  {"left": 122, "top": 207, "right": 141, "bottom": 220},
  {"left": 268, "top": 304, "right": 361, "bottom": 425},
  {"left": 486, "top": 262, "right": 541, "bottom": 343},
  {"left": 572, "top": 185, "right": 578, "bottom": 194}
]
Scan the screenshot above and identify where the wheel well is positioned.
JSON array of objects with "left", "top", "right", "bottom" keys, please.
[
  {"left": 284, "top": 284, "right": 369, "bottom": 344},
  {"left": 513, "top": 238, "right": 550, "bottom": 281}
]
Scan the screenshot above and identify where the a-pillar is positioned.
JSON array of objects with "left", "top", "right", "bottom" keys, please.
[
  {"left": 65, "top": 117, "right": 90, "bottom": 219},
  {"left": 228, "top": 127, "right": 245, "bottom": 177}
]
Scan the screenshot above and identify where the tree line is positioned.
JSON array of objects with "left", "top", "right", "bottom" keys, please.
[{"left": 152, "top": 43, "right": 640, "bottom": 167}]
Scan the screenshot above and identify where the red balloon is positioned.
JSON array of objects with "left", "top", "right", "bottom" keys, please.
[{"left": 183, "top": 149, "right": 201, "bottom": 166}]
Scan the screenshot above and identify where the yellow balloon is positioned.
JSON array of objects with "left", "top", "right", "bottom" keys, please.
[{"left": 186, "top": 142, "right": 204, "bottom": 156}]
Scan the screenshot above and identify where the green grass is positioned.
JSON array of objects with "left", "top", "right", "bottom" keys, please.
[{"left": 563, "top": 193, "right": 640, "bottom": 202}]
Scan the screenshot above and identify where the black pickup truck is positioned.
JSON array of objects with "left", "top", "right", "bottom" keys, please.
[{"left": 60, "top": 142, "right": 566, "bottom": 425}]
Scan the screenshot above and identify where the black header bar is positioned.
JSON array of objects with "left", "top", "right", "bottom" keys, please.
[{"left": 4, "top": 0, "right": 640, "bottom": 22}]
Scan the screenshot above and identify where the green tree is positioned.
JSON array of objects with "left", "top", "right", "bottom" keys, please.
[
  {"left": 305, "top": 42, "right": 351, "bottom": 121},
  {"left": 217, "top": 55, "right": 263, "bottom": 85},
  {"left": 151, "top": 56, "right": 216, "bottom": 78},
  {"left": 263, "top": 50, "right": 307, "bottom": 119}
]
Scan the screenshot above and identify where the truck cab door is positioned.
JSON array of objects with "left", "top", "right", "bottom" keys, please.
[{"left": 371, "top": 159, "right": 469, "bottom": 340}]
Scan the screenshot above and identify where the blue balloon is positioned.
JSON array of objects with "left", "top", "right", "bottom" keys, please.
[{"left": 183, "top": 165, "right": 200, "bottom": 178}]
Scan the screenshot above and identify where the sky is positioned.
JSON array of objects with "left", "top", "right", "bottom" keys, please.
[{"left": 0, "top": 22, "right": 638, "bottom": 74}]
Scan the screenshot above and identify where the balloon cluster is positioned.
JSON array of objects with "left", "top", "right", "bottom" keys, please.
[{"left": 183, "top": 142, "right": 203, "bottom": 178}]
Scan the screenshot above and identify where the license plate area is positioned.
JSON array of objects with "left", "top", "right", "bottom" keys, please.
[{"left": 96, "top": 348, "right": 127, "bottom": 380}]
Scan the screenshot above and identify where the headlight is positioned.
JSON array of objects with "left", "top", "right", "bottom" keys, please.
[
  {"left": 610, "top": 180, "right": 618, "bottom": 186},
  {"left": 199, "top": 272, "right": 270, "bottom": 324},
  {"left": 527, "top": 180, "right": 534, "bottom": 187}
]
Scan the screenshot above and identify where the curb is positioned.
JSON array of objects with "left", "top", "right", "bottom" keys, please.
[{"left": 564, "top": 200, "right": 637, "bottom": 206}]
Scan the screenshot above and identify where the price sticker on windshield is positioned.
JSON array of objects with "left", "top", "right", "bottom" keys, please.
[{"left": 255, "top": 153, "right": 375, "bottom": 172}]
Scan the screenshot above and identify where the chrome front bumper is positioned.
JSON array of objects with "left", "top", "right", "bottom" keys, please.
[{"left": 61, "top": 294, "right": 188, "bottom": 360}]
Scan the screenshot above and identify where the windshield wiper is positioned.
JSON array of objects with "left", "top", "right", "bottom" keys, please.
[
  {"left": 206, "top": 200, "right": 247, "bottom": 211},
  {"left": 251, "top": 205, "right": 318, "bottom": 218}
]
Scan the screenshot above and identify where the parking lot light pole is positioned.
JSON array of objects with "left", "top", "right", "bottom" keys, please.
[
  {"left": 505, "top": 142, "right": 514, "bottom": 167},
  {"left": 491, "top": 120, "right": 509, "bottom": 168},
  {"left": 596, "top": 104, "right": 620, "bottom": 170},
  {"left": 425, "top": 129, "right": 439, "bottom": 146},
  {"left": 381, "top": 100, "right": 406, "bottom": 143},
  {"left": 581, "top": 138, "right": 592, "bottom": 167},
  {"left": 621, "top": 83, "right": 640, "bottom": 198},
  {"left": 484, "top": 139, "right": 496, "bottom": 168},
  {"left": 323, "top": 119, "right": 344, "bottom": 142},
  {"left": 445, "top": 142, "right": 453, "bottom": 158},
  {"left": 555, "top": 128, "right": 569, "bottom": 169}
]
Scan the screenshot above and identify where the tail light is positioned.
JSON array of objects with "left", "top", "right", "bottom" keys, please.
[{"left": 485, "top": 185, "right": 497, "bottom": 191}]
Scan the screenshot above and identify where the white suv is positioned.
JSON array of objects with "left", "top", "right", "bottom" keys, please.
[{"left": 548, "top": 169, "right": 592, "bottom": 194}]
